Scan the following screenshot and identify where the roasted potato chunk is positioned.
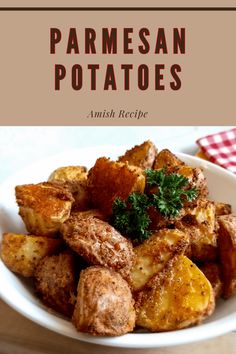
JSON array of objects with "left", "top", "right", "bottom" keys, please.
[
  {"left": 136, "top": 255, "right": 215, "bottom": 331},
  {"left": 15, "top": 182, "right": 74, "bottom": 236},
  {"left": 218, "top": 214, "right": 236, "bottom": 298},
  {"left": 72, "top": 266, "right": 135, "bottom": 336},
  {"left": 87, "top": 157, "right": 145, "bottom": 215},
  {"left": 48, "top": 166, "right": 87, "bottom": 182},
  {"left": 34, "top": 251, "right": 76, "bottom": 317},
  {"left": 48, "top": 166, "right": 90, "bottom": 211},
  {"left": 131, "top": 229, "right": 189, "bottom": 291},
  {"left": 118, "top": 140, "right": 157, "bottom": 169},
  {"left": 183, "top": 199, "right": 216, "bottom": 233},
  {"left": 154, "top": 149, "right": 184, "bottom": 170},
  {"left": 215, "top": 202, "right": 232, "bottom": 216},
  {"left": 177, "top": 166, "right": 208, "bottom": 198},
  {"left": 0, "top": 233, "right": 62, "bottom": 277},
  {"left": 61, "top": 214, "right": 134, "bottom": 280},
  {"left": 200, "top": 263, "right": 223, "bottom": 299}
]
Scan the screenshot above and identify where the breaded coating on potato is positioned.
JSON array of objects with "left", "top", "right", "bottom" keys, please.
[
  {"left": 214, "top": 202, "right": 232, "bottom": 216},
  {"left": 200, "top": 263, "right": 223, "bottom": 299},
  {"left": 118, "top": 140, "right": 157, "bottom": 169},
  {"left": 15, "top": 182, "right": 74, "bottom": 236},
  {"left": 48, "top": 166, "right": 90, "bottom": 211},
  {"left": 135, "top": 255, "right": 215, "bottom": 331},
  {"left": 154, "top": 149, "right": 184, "bottom": 170},
  {"left": 218, "top": 214, "right": 236, "bottom": 298},
  {"left": 183, "top": 199, "right": 216, "bottom": 233},
  {"left": 131, "top": 229, "right": 189, "bottom": 291},
  {"left": 72, "top": 266, "right": 135, "bottom": 336},
  {"left": 0, "top": 233, "right": 62, "bottom": 277},
  {"left": 61, "top": 214, "right": 134, "bottom": 280},
  {"left": 87, "top": 157, "right": 145, "bottom": 215},
  {"left": 72, "top": 209, "right": 107, "bottom": 221},
  {"left": 34, "top": 251, "right": 76, "bottom": 317}
]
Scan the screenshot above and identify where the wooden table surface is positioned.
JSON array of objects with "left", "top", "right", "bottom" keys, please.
[{"left": 0, "top": 299, "right": 235, "bottom": 354}]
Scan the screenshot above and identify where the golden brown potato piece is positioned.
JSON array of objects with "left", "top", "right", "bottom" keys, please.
[
  {"left": 215, "top": 202, "right": 232, "bottom": 216},
  {"left": 48, "top": 166, "right": 87, "bottom": 182},
  {"left": 88, "top": 157, "right": 145, "bottom": 215},
  {"left": 48, "top": 166, "right": 90, "bottom": 211},
  {"left": 72, "top": 209, "right": 107, "bottom": 221},
  {"left": 131, "top": 229, "right": 189, "bottom": 291},
  {"left": 34, "top": 251, "right": 76, "bottom": 317},
  {"left": 136, "top": 255, "right": 215, "bottom": 331},
  {"left": 15, "top": 182, "right": 74, "bottom": 236},
  {"left": 183, "top": 199, "right": 216, "bottom": 233},
  {"left": 118, "top": 140, "right": 157, "bottom": 169},
  {"left": 154, "top": 149, "right": 184, "bottom": 170},
  {"left": 218, "top": 214, "right": 236, "bottom": 298},
  {"left": 200, "top": 263, "right": 223, "bottom": 299},
  {"left": 0, "top": 233, "right": 62, "bottom": 277},
  {"left": 61, "top": 214, "right": 134, "bottom": 280},
  {"left": 176, "top": 166, "right": 208, "bottom": 199},
  {"left": 72, "top": 266, "right": 135, "bottom": 336}
]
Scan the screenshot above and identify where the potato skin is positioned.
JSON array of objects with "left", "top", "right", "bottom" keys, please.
[
  {"left": 118, "top": 140, "right": 157, "bottom": 169},
  {"left": 15, "top": 182, "right": 74, "bottom": 236},
  {"left": 0, "top": 233, "right": 62, "bottom": 277},
  {"left": 200, "top": 263, "right": 223, "bottom": 299},
  {"left": 61, "top": 214, "right": 134, "bottom": 281},
  {"left": 48, "top": 166, "right": 87, "bottom": 183},
  {"left": 72, "top": 266, "right": 135, "bottom": 336},
  {"left": 135, "top": 255, "right": 215, "bottom": 332},
  {"left": 87, "top": 157, "right": 145, "bottom": 215},
  {"left": 131, "top": 229, "right": 189, "bottom": 291},
  {"left": 34, "top": 251, "right": 76, "bottom": 317},
  {"left": 218, "top": 214, "right": 236, "bottom": 298}
]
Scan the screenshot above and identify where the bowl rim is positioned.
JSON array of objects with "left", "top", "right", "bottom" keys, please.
[{"left": 1, "top": 146, "right": 236, "bottom": 348}]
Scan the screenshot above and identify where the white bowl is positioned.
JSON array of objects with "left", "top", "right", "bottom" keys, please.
[{"left": 1, "top": 145, "right": 236, "bottom": 348}]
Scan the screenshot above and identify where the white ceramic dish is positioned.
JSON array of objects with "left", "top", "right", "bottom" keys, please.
[{"left": 0, "top": 145, "right": 236, "bottom": 348}]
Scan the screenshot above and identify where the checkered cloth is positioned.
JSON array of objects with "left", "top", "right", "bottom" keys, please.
[{"left": 196, "top": 128, "right": 236, "bottom": 174}]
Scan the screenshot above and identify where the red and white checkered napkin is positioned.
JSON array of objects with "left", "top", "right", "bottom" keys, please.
[{"left": 196, "top": 128, "right": 236, "bottom": 174}]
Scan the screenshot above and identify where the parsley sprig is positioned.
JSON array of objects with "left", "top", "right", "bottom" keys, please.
[{"left": 111, "top": 168, "right": 198, "bottom": 242}]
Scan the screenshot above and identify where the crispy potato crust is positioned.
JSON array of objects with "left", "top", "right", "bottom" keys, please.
[
  {"left": 218, "top": 214, "right": 236, "bottom": 298},
  {"left": 135, "top": 255, "right": 215, "bottom": 331},
  {"left": 214, "top": 202, "right": 232, "bottom": 217},
  {"left": 48, "top": 166, "right": 87, "bottom": 183},
  {"left": 72, "top": 266, "right": 135, "bottom": 336},
  {"left": 34, "top": 251, "right": 76, "bottom": 317},
  {"left": 131, "top": 229, "right": 189, "bottom": 291},
  {"left": 0, "top": 233, "right": 62, "bottom": 277},
  {"left": 15, "top": 182, "right": 74, "bottom": 236},
  {"left": 118, "top": 140, "right": 157, "bottom": 169},
  {"left": 87, "top": 157, "right": 145, "bottom": 215},
  {"left": 61, "top": 214, "right": 134, "bottom": 280}
]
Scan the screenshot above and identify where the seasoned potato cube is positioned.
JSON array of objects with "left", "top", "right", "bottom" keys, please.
[
  {"left": 15, "top": 182, "right": 74, "bottom": 236},
  {"left": 48, "top": 166, "right": 87, "bottom": 183},
  {"left": 49, "top": 166, "right": 90, "bottom": 211},
  {"left": 34, "top": 251, "right": 76, "bottom": 317},
  {"left": 72, "top": 266, "right": 135, "bottom": 336},
  {"left": 72, "top": 209, "right": 107, "bottom": 221},
  {"left": 154, "top": 149, "right": 184, "bottom": 170},
  {"left": 136, "top": 255, "right": 215, "bottom": 331},
  {"left": 200, "top": 263, "right": 223, "bottom": 299},
  {"left": 184, "top": 199, "right": 216, "bottom": 233},
  {"left": 215, "top": 202, "right": 232, "bottom": 216},
  {"left": 88, "top": 157, "right": 145, "bottom": 215},
  {"left": 218, "top": 214, "right": 236, "bottom": 298},
  {"left": 177, "top": 166, "right": 208, "bottom": 198},
  {"left": 131, "top": 229, "right": 189, "bottom": 291},
  {"left": 118, "top": 140, "right": 157, "bottom": 169},
  {"left": 61, "top": 214, "right": 134, "bottom": 281},
  {"left": 0, "top": 233, "right": 62, "bottom": 277}
]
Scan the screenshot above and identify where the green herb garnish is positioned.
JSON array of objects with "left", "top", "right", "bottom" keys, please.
[{"left": 111, "top": 168, "right": 198, "bottom": 242}]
